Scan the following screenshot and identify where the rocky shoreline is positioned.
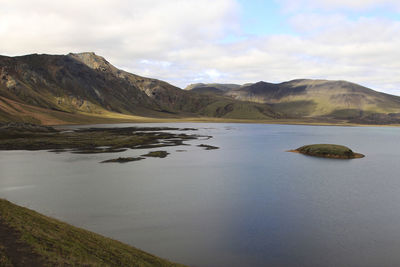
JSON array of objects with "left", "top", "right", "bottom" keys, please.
[{"left": 0, "top": 123, "right": 202, "bottom": 153}]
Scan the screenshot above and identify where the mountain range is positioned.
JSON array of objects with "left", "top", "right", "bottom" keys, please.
[{"left": 1, "top": 52, "right": 400, "bottom": 125}]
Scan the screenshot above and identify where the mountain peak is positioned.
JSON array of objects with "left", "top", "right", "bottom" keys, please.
[{"left": 67, "top": 52, "right": 114, "bottom": 72}]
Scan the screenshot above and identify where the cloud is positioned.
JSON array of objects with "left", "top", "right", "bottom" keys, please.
[
  {"left": 0, "top": 0, "right": 239, "bottom": 57},
  {"left": 280, "top": 0, "right": 400, "bottom": 11},
  {"left": 163, "top": 15, "right": 400, "bottom": 94},
  {"left": 1, "top": 0, "right": 400, "bottom": 95}
]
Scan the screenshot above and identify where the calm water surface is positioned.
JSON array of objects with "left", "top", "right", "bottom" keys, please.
[{"left": 1, "top": 123, "right": 400, "bottom": 267}]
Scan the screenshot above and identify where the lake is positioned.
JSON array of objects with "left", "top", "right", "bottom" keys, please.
[{"left": 1, "top": 123, "right": 400, "bottom": 267}]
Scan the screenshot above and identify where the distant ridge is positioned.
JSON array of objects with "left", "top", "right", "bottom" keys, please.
[{"left": 185, "top": 80, "right": 400, "bottom": 124}]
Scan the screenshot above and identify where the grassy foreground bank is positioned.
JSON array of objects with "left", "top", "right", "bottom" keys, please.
[{"left": 0, "top": 199, "right": 185, "bottom": 266}]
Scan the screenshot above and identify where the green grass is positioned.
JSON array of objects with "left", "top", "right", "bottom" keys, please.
[
  {"left": 0, "top": 199, "right": 185, "bottom": 266},
  {"left": 271, "top": 100, "right": 317, "bottom": 117},
  {"left": 328, "top": 109, "right": 365, "bottom": 119},
  {"left": 0, "top": 245, "right": 13, "bottom": 267}
]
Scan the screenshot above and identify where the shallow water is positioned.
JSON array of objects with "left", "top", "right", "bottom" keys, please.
[{"left": 1, "top": 123, "right": 400, "bottom": 267}]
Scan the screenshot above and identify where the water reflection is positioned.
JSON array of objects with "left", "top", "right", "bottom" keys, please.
[{"left": 1, "top": 123, "right": 400, "bottom": 266}]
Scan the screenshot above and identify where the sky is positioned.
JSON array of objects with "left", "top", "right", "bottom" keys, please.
[{"left": 1, "top": 0, "right": 400, "bottom": 95}]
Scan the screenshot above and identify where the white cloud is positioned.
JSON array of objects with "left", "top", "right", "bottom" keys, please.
[
  {"left": 163, "top": 15, "right": 400, "bottom": 93},
  {"left": 1, "top": 0, "right": 400, "bottom": 95},
  {"left": 0, "top": 0, "right": 239, "bottom": 57},
  {"left": 140, "top": 60, "right": 171, "bottom": 68},
  {"left": 281, "top": 0, "right": 400, "bottom": 11},
  {"left": 289, "top": 13, "right": 347, "bottom": 33}
]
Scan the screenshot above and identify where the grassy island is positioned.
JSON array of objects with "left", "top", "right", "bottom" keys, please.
[
  {"left": 0, "top": 199, "right": 185, "bottom": 266},
  {"left": 289, "top": 144, "right": 364, "bottom": 159}
]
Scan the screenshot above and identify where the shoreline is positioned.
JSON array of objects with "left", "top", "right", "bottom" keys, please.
[
  {"left": 289, "top": 149, "right": 365, "bottom": 159},
  {"left": 49, "top": 117, "right": 400, "bottom": 128}
]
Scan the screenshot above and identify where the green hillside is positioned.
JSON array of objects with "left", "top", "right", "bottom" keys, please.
[
  {"left": 188, "top": 80, "right": 400, "bottom": 124},
  {"left": 0, "top": 199, "right": 185, "bottom": 266},
  {"left": 227, "top": 79, "right": 400, "bottom": 117}
]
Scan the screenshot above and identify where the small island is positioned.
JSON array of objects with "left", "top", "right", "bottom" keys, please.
[
  {"left": 289, "top": 144, "right": 364, "bottom": 159},
  {"left": 101, "top": 157, "right": 145, "bottom": 163},
  {"left": 197, "top": 144, "right": 219, "bottom": 150},
  {"left": 141, "top": 151, "right": 169, "bottom": 158}
]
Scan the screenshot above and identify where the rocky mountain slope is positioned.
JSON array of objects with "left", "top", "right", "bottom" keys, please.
[
  {"left": 1, "top": 52, "right": 400, "bottom": 125},
  {"left": 0, "top": 53, "right": 159, "bottom": 122},
  {"left": 0, "top": 53, "right": 280, "bottom": 124}
]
